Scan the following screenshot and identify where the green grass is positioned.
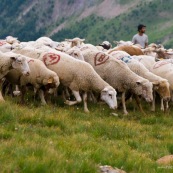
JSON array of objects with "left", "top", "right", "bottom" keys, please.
[{"left": 0, "top": 96, "right": 173, "bottom": 173}]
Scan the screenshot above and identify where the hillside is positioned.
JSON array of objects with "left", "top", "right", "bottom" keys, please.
[{"left": 0, "top": 0, "right": 173, "bottom": 48}]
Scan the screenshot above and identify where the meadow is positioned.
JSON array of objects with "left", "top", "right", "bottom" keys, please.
[{"left": 0, "top": 95, "right": 173, "bottom": 173}]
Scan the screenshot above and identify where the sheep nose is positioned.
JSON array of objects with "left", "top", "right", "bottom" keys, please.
[{"left": 26, "top": 72, "right": 30, "bottom": 76}]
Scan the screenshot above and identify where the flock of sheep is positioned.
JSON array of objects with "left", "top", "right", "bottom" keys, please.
[{"left": 0, "top": 36, "right": 173, "bottom": 115}]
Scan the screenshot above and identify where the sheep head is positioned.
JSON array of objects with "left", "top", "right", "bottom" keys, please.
[
  {"left": 100, "top": 86, "right": 117, "bottom": 110},
  {"left": 153, "top": 80, "right": 170, "bottom": 101}
]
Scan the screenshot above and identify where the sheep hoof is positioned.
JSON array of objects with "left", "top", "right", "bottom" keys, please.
[
  {"left": 64, "top": 100, "right": 71, "bottom": 105},
  {"left": 84, "top": 109, "right": 90, "bottom": 113},
  {"left": 161, "top": 108, "right": 164, "bottom": 111},
  {"left": 13, "top": 91, "right": 21, "bottom": 96},
  {"left": 123, "top": 111, "right": 128, "bottom": 115},
  {"left": 41, "top": 102, "right": 47, "bottom": 106},
  {"left": 0, "top": 99, "right": 5, "bottom": 102},
  {"left": 64, "top": 100, "right": 77, "bottom": 106}
]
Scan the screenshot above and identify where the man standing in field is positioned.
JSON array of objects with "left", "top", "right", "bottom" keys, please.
[{"left": 132, "top": 24, "right": 148, "bottom": 48}]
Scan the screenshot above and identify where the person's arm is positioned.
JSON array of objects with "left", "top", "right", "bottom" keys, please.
[{"left": 145, "top": 35, "right": 149, "bottom": 48}]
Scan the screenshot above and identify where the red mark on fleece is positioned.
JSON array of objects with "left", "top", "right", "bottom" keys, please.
[
  {"left": 0, "top": 40, "right": 6, "bottom": 46},
  {"left": 153, "top": 61, "right": 170, "bottom": 69},
  {"left": 94, "top": 52, "right": 109, "bottom": 66},
  {"left": 28, "top": 59, "right": 34, "bottom": 63},
  {"left": 43, "top": 53, "right": 60, "bottom": 66}
]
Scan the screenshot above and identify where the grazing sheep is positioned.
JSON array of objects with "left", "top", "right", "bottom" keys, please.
[
  {"left": 4, "top": 56, "right": 60, "bottom": 105},
  {"left": 0, "top": 51, "right": 30, "bottom": 101},
  {"left": 148, "top": 59, "right": 173, "bottom": 111},
  {"left": 110, "top": 51, "right": 170, "bottom": 111},
  {"left": 82, "top": 50, "right": 153, "bottom": 115},
  {"left": 13, "top": 47, "right": 117, "bottom": 112},
  {"left": 134, "top": 55, "right": 173, "bottom": 111}
]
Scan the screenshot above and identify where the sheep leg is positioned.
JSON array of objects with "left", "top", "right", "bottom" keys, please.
[
  {"left": 1, "top": 79, "right": 9, "bottom": 96},
  {"left": 160, "top": 98, "right": 164, "bottom": 111},
  {"left": 164, "top": 101, "right": 169, "bottom": 113},
  {"left": 65, "top": 87, "right": 70, "bottom": 100},
  {"left": 64, "top": 90, "right": 82, "bottom": 106},
  {"left": 166, "top": 101, "right": 169, "bottom": 110},
  {"left": 88, "top": 91, "right": 97, "bottom": 103},
  {"left": 20, "top": 86, "right": 26, "bottom": 104},
  {"left": 122, "top": 92, "right": 128, "bottom": 115},
  {"left": 0, "top": 91, "right": 5, "bottom": 102},
  {"left": 118, "top": 91, "right": 132, "bottom": 108},
  {"left": 134, "top": 94, "right": 147, "bottom": 116},
  {"left": 13, "top": 85, "right": 21, "bottom": 96},
  {"left": 83, "top": 92, "right": 89, "bottom": 113},
  {"left": 38, "top": 89, "right": 47, "bottom": 105},
  {"left": 151, "top": 91, "right": 156, "bottom": 112}
]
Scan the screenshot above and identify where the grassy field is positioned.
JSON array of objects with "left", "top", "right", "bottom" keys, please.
[{"left": 0, "top": 95, "right": 173, "bottom": 173}]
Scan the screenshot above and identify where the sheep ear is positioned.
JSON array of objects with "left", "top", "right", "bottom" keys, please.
[
  {"left": 81, "top": 39, "right": 85, "bottom": 42},
  {"left": 101, "top": 87, "right": 108, "bottom": 94},
  {"left": 10, "top": 57, "right": 16, "bottom": 61}
]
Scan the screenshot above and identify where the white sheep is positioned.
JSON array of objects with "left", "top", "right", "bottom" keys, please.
[
  {"left": 4, "top": 56, "right": 60, "bottom": 105},
  {"left": 0, "top": 40, "right": 13, "bottom": 52},
  {"left": 35, "top": 37, "right": 60, "bottom": 49},
  {"left": 0, "top": 51, "right": 30, "bottom": 101},
  {"left": 6, "top": 36, "right": 20, "bottom": 44},
  {"left": 13, "top": 47, "right": 117, "bottom": 112},
  {"left": 81, "top": 50, "right": 153, "bottom": 115}
]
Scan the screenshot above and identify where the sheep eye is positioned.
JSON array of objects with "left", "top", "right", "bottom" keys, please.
[{"left": 109, "top": 94, "right": 112, "bottom": 98}]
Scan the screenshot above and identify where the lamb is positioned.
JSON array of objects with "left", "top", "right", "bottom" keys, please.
[
  {"left": 109, "top": 51, "right": 170, "bottom": 111},
  {"left": 0, "top": 51, "right": 30, "bottom": 101},
  {"left": 107, "top": 45, "right": 144, "bottom": 56},
  {"left": 81, "top": 50, "right": 153, "bottom": 115},
  {"left": 13, "top": 47, "right": 117, "bottom": 112},
  {"left": 3, "top": 56, "right": 60, "bottom": 105}
]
